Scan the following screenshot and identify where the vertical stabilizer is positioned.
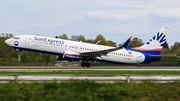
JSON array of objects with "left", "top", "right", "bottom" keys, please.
[
  {"left": 131, "top": 26, "right": 170, "bottom": 55},
  {"left": 140, "top": 26, "right": 170, "bottom": 49}
]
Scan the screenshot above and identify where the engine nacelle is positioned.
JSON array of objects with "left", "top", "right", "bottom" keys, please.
[{"left": 61, "top": 51, "right": 80, "bottom": 61}]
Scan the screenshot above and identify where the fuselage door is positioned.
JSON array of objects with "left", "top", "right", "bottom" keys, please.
[{"left": 25, "top": 36, "right": 30, "bottom": 45}]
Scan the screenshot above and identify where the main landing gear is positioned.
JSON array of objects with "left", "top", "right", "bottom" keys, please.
[{"left": 81, "top": 60, "right": 91, "bottom": 67}]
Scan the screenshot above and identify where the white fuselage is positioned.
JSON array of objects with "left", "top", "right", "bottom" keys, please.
[{"left": 5, "top": 35, "right": 145, "bottom": 64}]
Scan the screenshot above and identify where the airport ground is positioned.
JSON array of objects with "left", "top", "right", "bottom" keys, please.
[
  {"left": 0, "top": 66, "right": 179, "bottom": 100},
  {"left": 0, "top": 66, "right": 180, "bottom": 75},
  {"left": 0, "top": 80, "right": 180, "bottom": 101},
  {"left": 1, "top": 66, "right": 180, "bottom": 69}
]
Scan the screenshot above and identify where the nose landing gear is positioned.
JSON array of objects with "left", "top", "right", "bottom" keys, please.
[{"left": 81, "top": 60, "right": 91, "bottom": 67}]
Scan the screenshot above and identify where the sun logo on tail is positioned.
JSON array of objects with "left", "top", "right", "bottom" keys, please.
[{"left": 146, "top": 32, "right": 166, "bottom": 47}]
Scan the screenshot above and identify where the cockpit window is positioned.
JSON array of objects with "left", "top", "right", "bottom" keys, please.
[
  {"left": 10, "top": 36, "right": 20, "bottom": 39},
  {"left": 15, "top": 37, "right": 20, "bottom": 39},
  {"left": 10, "top": 36, "right": 15, "bottom": 39}
]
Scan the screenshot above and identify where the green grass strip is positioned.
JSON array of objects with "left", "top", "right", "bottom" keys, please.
[
  {"left": 0, "top": 81, "right": 180, "bottom": 100},
  {"left": 0, "top": 71, "right": 180, "bottom": 75}
]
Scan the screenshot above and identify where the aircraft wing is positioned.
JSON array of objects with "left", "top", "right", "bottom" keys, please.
[{"left": 80, "top": 36, "right": 132, "bottom": 58}]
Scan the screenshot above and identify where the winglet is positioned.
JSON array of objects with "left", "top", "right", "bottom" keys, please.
[
  {"left": 96, "top": 40, "right": 102, "bottom": 45},
  {"left": 128, "top": 36, "right": 133, "bottom": 40},
  {"left": 121, "top": 36, "right": 133, "bottom": 48}
]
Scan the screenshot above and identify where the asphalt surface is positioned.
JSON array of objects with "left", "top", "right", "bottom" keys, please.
[
  {"left": 0, "top": 66, "right": 180, "bottom": 72},
  {"left": 0, "top": 69, "right": 180, "bottom": 72},
  {"left": 1, "top": 66, "right": 180, "bottom": 69}
]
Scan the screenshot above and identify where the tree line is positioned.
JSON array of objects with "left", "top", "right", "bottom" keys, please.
[{"left": 0, "top": 33, "right": 179, "bottom": 63}]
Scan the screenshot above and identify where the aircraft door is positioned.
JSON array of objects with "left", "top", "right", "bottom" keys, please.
[{"left": 25, "top": 36, "right": 30, "bottom": 45}]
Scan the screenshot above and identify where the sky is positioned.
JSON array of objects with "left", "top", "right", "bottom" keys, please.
[{"left": 0, "top": 0, "right": 180, "bottom": 46}]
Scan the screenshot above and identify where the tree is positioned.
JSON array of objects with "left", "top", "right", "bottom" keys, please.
[
  {"left": 1, "top": 33, "right": 5, "bottom": 37},
  {"left": 25, "top": 56, "right": 31, "bottom": 62},
  {"left": 0, "top": 33, "right": 13, "bottom": 38},
  {"left": 0, "top": 37, "right": 9, "bottom": 57},
  {"left": 49, "top": 55, "right": 57, "bottom": 63},
  {"left": 107, "top": 41, "right": 116, "bottom": 47},
  {"left": 5, "top": 33, "right": 9, "bottom": 38},
  {"left": 161, "top": 48, "right": 170, "bottom": 55},
  {"left": 71, "top": 35, "right": 79, "bottom": 41},
  {"left": 126, "top": 37, "right": 144, "bottom": 48},
  {"left": 174, "top": 50, "right": 180, "bottom": 56},
  {"left": 93, "top": 34, "right": 110, "bottom": 46},
  {"left": 171, "top": 42, "right": 180, "bottom": 53},
  {"left": 78, "top": 35, "right": 87, "bottom": 42},
  {"left": 59, "top": 34, "right": 68, "bottom": 39},
  {"left": 163, "top": 41, "right": 169, "bottom": 49},
  {"left": 9, "top": 33, "right": 13, "bottom": 38},
  {"left": 87, "top": 39, "right": 94, "bottom": 43},
  {"left": 10, "top": 58, "right": 18, "bottom": 62},
  {"left": 174, "top": 42, "right": 180, "bottom": 46},
  {"left": 34, "top": 57, "right": 42, "bottom": 62}
]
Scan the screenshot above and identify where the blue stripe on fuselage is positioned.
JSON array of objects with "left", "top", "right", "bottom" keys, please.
[
  {"left": 127, "top": 48, "right": 161, "bottom": 55},
  {"left": 127, "top": 48, "right": 162, "bottom": 63}
]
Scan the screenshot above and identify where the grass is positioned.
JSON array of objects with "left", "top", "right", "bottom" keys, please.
[
  {"left": 0, "top": 80, "right": 180, "bottom": 101},
  {"left": 0, "top": 71, "right": 180, "bottom": 75}
]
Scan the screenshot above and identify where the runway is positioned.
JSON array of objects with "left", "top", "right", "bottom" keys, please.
[{"left": 1, "top": 69, "right": 180, "bottom": 72}]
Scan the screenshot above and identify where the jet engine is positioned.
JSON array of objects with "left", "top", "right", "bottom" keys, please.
[{"left": 58, "top": 51, "right": 80, "bottom": 61}]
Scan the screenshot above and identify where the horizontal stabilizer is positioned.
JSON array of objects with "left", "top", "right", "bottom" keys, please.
[{"left": 149, "top": 54, "right": 176, "bottom": 58}]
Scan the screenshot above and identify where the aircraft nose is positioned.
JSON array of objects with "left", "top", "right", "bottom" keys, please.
[
  {"left": 5, "top": 39, "right": 8, "bottom": 44},
  {"left": 5, "top": 39, "right": 11, "bottom": 46}
]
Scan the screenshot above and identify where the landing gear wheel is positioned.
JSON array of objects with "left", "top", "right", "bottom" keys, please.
[
  {"left": 86, "top": 62, "right": 91, "bottom": 67},
  {"left": 19, "top": 52, "right": 22, "bottom": 57},
  {"left": 81, "top": 61, "right": 91, "bottom": 67},
  {"left": 81, "top": 61, "right": 86, "bottom": 67}
]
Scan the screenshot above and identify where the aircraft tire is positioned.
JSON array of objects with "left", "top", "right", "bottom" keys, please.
[
  {"left": 81, "top": 62, "right": 86, "bottom": 67},
  {"left": 86, "top": 62, "right": 91, "bottom": 67}
]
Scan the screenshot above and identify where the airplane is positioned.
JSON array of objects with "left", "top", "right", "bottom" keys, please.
[{"left": 5, "top": 26, "right": 174, "bottom": 67}]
